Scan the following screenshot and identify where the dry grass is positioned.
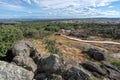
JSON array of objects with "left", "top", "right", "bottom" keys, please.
[
  {"left": 57, "top": 43, "right": 83, "bottom": 63},
  {"left": 26, "top": 38, "right": 50, "bottom": 56},
  {"left": 24, "top": 34, "right": 120, "bottom": 63}
]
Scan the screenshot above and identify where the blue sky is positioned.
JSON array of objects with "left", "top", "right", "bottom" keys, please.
[{"left": 0, "top": 0, "right": 120, "bottom": 19}]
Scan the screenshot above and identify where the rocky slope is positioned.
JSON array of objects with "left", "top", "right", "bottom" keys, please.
[{"left": 0, "top": 40, "right": 120, "bottom": 80}]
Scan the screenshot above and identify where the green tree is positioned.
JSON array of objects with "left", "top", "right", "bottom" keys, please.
[{"left": 0, "top": 25, "right": 23, "bottom": 57}]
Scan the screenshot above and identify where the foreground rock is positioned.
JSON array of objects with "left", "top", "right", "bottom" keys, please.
[
  {"left": 102, "top": 61, "right": 120, "bottom": 80},
  {"left": 81, "top": 61, "right": 120, "bottom": 80},
  {"left": 12, "top": 56, "right": 37, "bottom": 71},
  {"left": 1, "top": 40, "right": 120, "bottom": 80},
  {"left": 6, "top": 40, "right": 41, "bottom": 62},
  {"left": 37, "top": 54, "right": 66, "bottom": 74},
  {"left": 35, "top": 73, "right": 63, "bottom": 80},
  {"left": 5, "top": 40, "right": 41, "bottom": 72},
  {"left": 0, "top": 61, "right": 34, "bottom": 80},
  {"left": 84, "top": 48, "right": 106, "bottom": 61},
  {"left": 63, "top": 66, "right": 89, "bottom": 80},
  {"left": 81, "top": 61, "right": 107, "bottom": 78}
]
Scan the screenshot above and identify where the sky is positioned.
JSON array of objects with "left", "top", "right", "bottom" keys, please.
[{"left": 0, "top": 0, "right": 120, "bottom": 19}]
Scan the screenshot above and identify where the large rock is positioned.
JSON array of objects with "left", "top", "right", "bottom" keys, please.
[
  {"left": 102, "top": 61, "right": 120, "bottom": 80},
  {"left": 81, "top": 61, "right": 120, "bottom": 80},
  {"left": 84, "top": 48, "right": 106, "bottom": 61},
  {"left": 81, "top": 44, "right": 108, "bottom": 54},
  {"left": 0, "top": 61, "right": 34, "bottom": 80},
  {"left": 6, "top": 40, "right": 41, "bottom": 62},
  {"left": 63, "top": 66, "right": 89, "bottom": 80},
  {"left": 35, "top": 73, "right": 63, "bottom": 80},
  {"left": 81, "top": 61, "right": 107, "bottom": 78},
  {"left": 12, "top": 56, "right": 37, "bottom": 72},
  {"left": 4, "top": 40, "right": 41, "bottom": 72},
  {"left": 37, "top": 54, "right": 66, "bottom": 74}
]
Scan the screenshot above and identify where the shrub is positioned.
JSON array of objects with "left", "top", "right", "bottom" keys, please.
[
  {"left": 111, "top": 62, "right": 120, "bottom": 69},
  {"left": 0, "top": 25, "right": 23, "bottom": 57},
  {"left": 43, "top": 38, "right": 62, "bottom": 55},
  {"left": 44, "top": 26, "right": 60, "bottom": 32},
  {"left": 23, "top": 29, "right": 39, "bottom": 38}
]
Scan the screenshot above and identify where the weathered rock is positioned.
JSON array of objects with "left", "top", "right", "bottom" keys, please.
[
  {"left": 102, "top": 61, "right": 120, "bottom": 80},
  {"left": 35, "top": 73, "right": 48, "bottom": 80},
  {"left": 12, "top": 56, "right": 37, "bottom": 72},
  {"left": 63, "top": 66, "right": 89, "bottom": 80},
  {"left": 50, "top": 74, "right": 63, "bottom": 80},
  {"left": 0, "top": 61, "right": 34, "bottom": 80},
  {"left": 3, "top": 40, "right": 41, "bottom": 72},
  {"left": 6, "top": 40, "right": 41, "bottom": 63},
  {"left": 84, "top": 48, "right": 106, "bottom": 61},
  {"left": 82, "top": 45, "right": 108, "bottom": 54},
  {"left": 35, "top": 73, "right": 63, "bottom": 80},
  {"left": 37, "top": 54, "right": 66, "bottom": 74},
  {"left": 81, "top": 61, "right": 107, "bottom": 77}
]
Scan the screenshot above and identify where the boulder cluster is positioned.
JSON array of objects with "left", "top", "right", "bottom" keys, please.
[{"left": 0, "top": 40, "right": 120, "bottom": 80}]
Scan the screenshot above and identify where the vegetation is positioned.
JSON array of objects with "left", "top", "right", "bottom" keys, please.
[
  {"left": 0, "top": 21, "right": 120, "bottom": 57},
  {"left": 0, "top": 25, "right": 23, "bottom": 57},
  {"left": 111, "top": 62, "right": 120, "bottom": 69},
  {"left": 43, "top": 38, "right": 62, "bottom": 55}
]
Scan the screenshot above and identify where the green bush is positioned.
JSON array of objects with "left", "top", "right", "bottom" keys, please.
[
  {"left": 43, "top": 38, "right": 61, "bottom": 55},
  {"left": 111, "top": 62, "right": 120, "bottom": 69},
  {"left": 0, "top": 25, "right": 23, "bottom": 57},
  {"left": 23, "top": 28, "right": 39, "bottom": 38},
  {"left": 44, "top": 26, "right": 60, "bottom": 32}
]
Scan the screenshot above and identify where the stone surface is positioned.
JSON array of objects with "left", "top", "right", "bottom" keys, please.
[
  {"left": 6, "top": 40, "right": 41, "bottom": 62},
  {"left": 4, "top": 40, "right": 41, "bottom": 72},
  {"left": 63, "top": 66, "right": 89, "bottom": 80},
  {"left": 102, "top": 61, "right": 120, "bottom": 80},
  {"left": 0, "top": 61, "right": 34, "bottom": 80},
  {"left": 81, "top": 61, "right": 120, "bottom": 80},
  {"left": 84, "top": 48, "right": 106, "bottom": 61},
  {"left": 12, "top": 56, "right": 37, "bottom": 72},
  {"left": 35, "top": 73, "right": 63, "bottom": 80},
  {"left": 37, "top": 54, "right": 66, "bottom": 74},
  {"left": 81, "top": 61, "right": 107, "bottom": 77}
]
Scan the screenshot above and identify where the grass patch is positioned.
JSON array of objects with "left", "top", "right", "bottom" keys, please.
[
  {"left": 43, "top": 38, "right": 62, "bottom": 55},
  {"left": 111, "top": 61, "right": 120, "bottom": 69}
]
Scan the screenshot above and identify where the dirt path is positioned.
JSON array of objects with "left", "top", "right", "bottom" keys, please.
[{"left": 61, "top": 35, "right": 120, "bottom": 45}]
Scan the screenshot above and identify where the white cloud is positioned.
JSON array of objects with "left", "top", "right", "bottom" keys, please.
[
  {"left": 0, "top": 0, "right": 119, "bottom": 18},
  {"left": 100, "top": 10, "right": 120, "bottom": 16},
  {"left": 25, "top": 0, "right": 119, "bottom": 9},
  {"left": 108, "top": 6, "right": 114, "bottom": 8},
  {"left": 0, "top": 1, "right": 24, "bottom": 11},
  {"left": 22, "top": 0, "right": 32, "bottom": 4}
]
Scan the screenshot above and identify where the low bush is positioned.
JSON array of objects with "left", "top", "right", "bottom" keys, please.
[
  {"left": 43, "top": 38, "right": 62, "bottom": 55},
  {"left": 111, "top": 62, "right": 120, "bottom": 69},
  {"left": 0, "top": 25, "right": 23, "bottom": 57}
]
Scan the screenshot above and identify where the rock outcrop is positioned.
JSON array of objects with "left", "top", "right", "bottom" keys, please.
[
  {"left": 0, "top": 40, "right": 120, "bottom": 80},
  {"left": 0, "top": 61, "right": 34, "bottom": 80},
  {"left": 5, "top": 41, "right": 41, "bottom": 72},
  {"left": 35, "top": 73, "right": 63, "bottom": 80},
  {"left": 36, "top": 54, "right": 66, "bottom": 74},
  {"left": 81, "top": 61, "right": 107, "bottom": 78},
  {"left": 63, "top": 66, "right": 89, "bottom": 80},
  {"left": 81, "top": 61, "right": 120, "bottom": 80},
  {"left": 83, "top": 48, "right": 106, "bottom": 61}
]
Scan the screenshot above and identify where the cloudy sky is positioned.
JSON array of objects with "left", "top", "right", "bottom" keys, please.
[{"left": 0, "top": 0, "right": 120, "bottom": 19}]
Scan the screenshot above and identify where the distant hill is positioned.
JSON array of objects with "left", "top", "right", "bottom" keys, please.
[{"left": 0, "top": 18, "right": 120, "bottom": 23}]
